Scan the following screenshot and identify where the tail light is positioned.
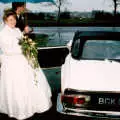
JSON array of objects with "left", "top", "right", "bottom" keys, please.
[{"left": 61, "top": 94, "right": 90, "bottom": 105}]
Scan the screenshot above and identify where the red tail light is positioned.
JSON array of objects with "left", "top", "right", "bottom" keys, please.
[
  {"left": 61, "top": 95, "right": 90, "bottom": 105},
  {"left": 76, "top": 97, "right": 85, "bottom": 104}
]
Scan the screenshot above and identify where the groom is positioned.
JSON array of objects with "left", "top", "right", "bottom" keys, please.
[{"left": 12, "top": 2, "right": 32, "bottom": 33}]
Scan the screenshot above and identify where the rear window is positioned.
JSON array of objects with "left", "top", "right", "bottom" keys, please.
[{"left": 72, "top": 39, "right": 120, "bottom": 60}]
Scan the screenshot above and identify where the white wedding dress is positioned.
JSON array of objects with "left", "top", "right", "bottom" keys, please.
[{"left": 0, "top": 25, "right": 52, "bottom": 120}]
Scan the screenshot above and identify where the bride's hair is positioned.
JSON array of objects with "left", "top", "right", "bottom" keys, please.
[{"left": 3, "top": 8, "right": 17, "bottom": 22}]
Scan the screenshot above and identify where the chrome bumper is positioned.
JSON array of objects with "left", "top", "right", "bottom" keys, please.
[{"left": 57, "top": 93, "right": 120, "bottom": 119}]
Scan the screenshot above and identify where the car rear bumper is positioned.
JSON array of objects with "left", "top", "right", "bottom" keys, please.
[{"left": 57, "top": 93, "right": 120, "bottom": 119}]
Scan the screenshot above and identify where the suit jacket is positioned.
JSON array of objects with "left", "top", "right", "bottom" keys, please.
[{"left": 16, "top": 14, "right": 25, "bottom": 32}]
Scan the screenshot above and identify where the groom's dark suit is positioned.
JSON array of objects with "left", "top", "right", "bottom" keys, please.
[{"left": 16, "top": 14, "right": 25, "bottom": 32}]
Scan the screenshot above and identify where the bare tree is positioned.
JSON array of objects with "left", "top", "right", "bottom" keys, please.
[
  {"left": 41, "top": 0, "right": 70, "bottom": 25},
  {"left": 54, "top": 0, "right": 70, "bottom": 25},
  {"left": 111, "top": 0, "right": 120, "bottom": 16}
]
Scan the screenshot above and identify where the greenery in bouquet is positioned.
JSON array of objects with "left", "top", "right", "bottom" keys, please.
[{"left": 19, "top": 34, "right": 39, "bottom": 69}]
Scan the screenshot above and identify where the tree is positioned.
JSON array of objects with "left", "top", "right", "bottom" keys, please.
[
  {"left": 54, "top": 0, "right": 70, "bottom": 25},
  {"left": 60, "top": 11, "right": 71, "bottom": 19},
  {"left": 40, "top": 0, "right": 70, "bottom": 25},
  {"left": 111, "top": 0, "right": 120, "bottom": 16}
]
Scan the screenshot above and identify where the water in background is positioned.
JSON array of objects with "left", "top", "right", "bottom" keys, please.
[{"left": 33, "top": 27, "right": 120, "bottom": 47}]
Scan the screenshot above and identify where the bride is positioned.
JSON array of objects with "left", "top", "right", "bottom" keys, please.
[{"left": 0, "top": 9, "right": 52, "bottom": 120}]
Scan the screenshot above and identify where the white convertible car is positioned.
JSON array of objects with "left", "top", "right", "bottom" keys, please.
[{"left": 57, "top": 31, "right": 120, "bottom": 119}]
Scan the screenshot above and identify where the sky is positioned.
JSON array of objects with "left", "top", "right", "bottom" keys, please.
[
  {"left": 0, "top": 0, "right": 115, "bottom": 19},
  {"left": 0, "top": 0, "right": 114, "bottom": 13},
  {"left": 26, "top": 0, "right": 114, "bottom": 12}
]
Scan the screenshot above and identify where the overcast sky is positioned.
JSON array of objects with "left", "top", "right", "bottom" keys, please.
[
  {"left": 0, "top": 0, "right": 115, "bottom": 12},
  {"left": 26, "top": 0, "right": 114, "bottom": 12}
]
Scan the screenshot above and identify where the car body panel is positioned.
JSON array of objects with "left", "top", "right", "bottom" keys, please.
[{"left": 61, "top": 55, "right": 120, "bottom": 92}]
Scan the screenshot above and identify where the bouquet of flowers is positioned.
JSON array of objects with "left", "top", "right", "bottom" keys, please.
[{"left": 19, "top": 34, "right": 39, "bottom": 69}]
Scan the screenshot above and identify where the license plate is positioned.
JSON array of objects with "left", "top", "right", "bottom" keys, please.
[
  {"left": 90, "top": 93, "right": 120, "bottom": 111},
  {"left": 98, "top": 97, "right": 120, "bottom": 105}
]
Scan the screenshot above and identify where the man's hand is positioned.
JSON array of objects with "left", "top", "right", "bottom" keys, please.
[{"left": 24, "top": 25, "right": 33, "bottom": 34}]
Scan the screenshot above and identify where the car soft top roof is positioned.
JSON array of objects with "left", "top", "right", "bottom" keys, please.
[
  {"left": 71, "top": 31, "right": 120, "bottom": 60},
  {"left": 73, "top": 31, "right": 120, "bottom": 41}
]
